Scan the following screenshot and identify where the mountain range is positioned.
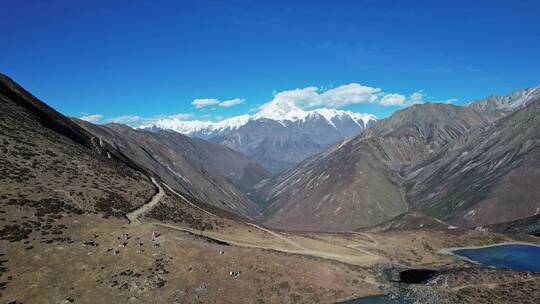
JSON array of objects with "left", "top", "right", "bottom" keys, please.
[
  {"left": 0, "top": 73, "right": 156, "bottom": 216},
  {"left": 2, "top": 72, "right": 540, "bottom": 303},
  {"left": 250, "top": 85, "right": 540, "bottom": 231},
  {"left": 405, "top": 96, "right": 540, "bottom": 227},
  {"left": 3, "top": 72, "right": 538, "bottom": 234},
  {"left": 254, "top": 103, "right": 500, "bottom": 231},
  {"left": 76, "top": 121, "right": 271, "bottom": 218},
  {"left": 467, "top": 84, "right": 540, "bottom": 112},
  {"left": 143, "top": 98, "right": 376, "bottom": 173}
]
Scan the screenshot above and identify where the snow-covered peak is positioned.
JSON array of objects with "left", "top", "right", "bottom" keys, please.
[
  {"left": 213, "top": 114, "right": 250, "bottom": 131},
  {"left": 347, "top": 111, "right": 378, "bottom": 127},
  {"left": 140, "top": 114, "right": 250, "bottom": 135},
  {"left": 140, "top": 98, "right": 377, "bottom": 137},
  {"left": 252, "top": 99, "right": 376, "bottom": 127},
  {"left": 308, "top": 108, "right": 376, "bottom": 127},
  {"left": 140, "top": 119, "right": 213, "bottom": 134},
  {"left": 254, "top": 99, "right": 303, "bottom": 120}
]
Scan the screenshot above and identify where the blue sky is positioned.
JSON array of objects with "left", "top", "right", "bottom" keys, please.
[{"left": 2, "top": 0, "right": 540, "bottom": 123}]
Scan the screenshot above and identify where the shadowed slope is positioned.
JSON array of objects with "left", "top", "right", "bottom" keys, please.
[
  {"left": 0, "top": 73, "right": 155, "bottom": 215},
  {"left": 75, "top": 121, "right": 266, "bottom": 218}
]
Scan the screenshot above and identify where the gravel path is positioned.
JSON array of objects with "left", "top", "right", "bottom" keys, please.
[{"left": 126, "top": 177, "right": 164, "bottom": 224}]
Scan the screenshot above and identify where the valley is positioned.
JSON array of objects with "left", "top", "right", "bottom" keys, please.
[
  {"left": 4, "top": 2, "right": 540, "bottom": 303},
  {"left": 2, "top": 189, "right": 539, "bottom": 303},
  {"left": 3, "top": 181, "right": 540, "bottom": 304},
  {"left": 1, "top": 72, "right": 540, "bottom": 304}
]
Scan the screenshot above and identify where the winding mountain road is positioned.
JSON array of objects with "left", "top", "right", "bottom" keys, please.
[
  {"left": 126, "top": 177, "right": 164, "bottom": 224},
  {"left": 125, "top": 178, "right": 381, "bottom": 265}
]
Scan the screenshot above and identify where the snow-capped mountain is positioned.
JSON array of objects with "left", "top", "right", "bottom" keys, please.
[
  {"left": 467, "top": 84, "right": 540, "bottom": 112},
  {"left": 142, "top": 114, "right": 251, "bottom": 139},
  {"left": 142, "top": 100, "right": 377, "bottom": 173},
  {"left": 142, "top": 100, "right": 375, "bottom": 139}
]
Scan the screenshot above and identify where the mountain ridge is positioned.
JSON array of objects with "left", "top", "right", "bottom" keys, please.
[
  {"left": 141, "top": 99, "right": 377, "bottom": 173},
  {"left": 141, "top": 104, "right": 376, "bottom": 138},
  {"left": 405, "top": 98, "right": 540, "bottom": 227},
  {"left": 0, "top": 73, "right": 156, "bottom": 215},
  {"left": 255, "top": 102, "right": 500, "bottom": 231},
  {"left": 75, "top": 120, "right": 268, "bottom": 218},
  {"left": 467, "top": 84, "right": 540, "bottom": 112}
]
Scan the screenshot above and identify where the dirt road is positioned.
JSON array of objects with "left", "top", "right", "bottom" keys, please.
[
  {"left": 154, "top": 222, "right": 382, "bottom": 266},
  {"left": 126, "top": 178, "right": 382, "bottom": 265},
  {"left": 126, "top": 177, "right": 164, "bottom": 224}
]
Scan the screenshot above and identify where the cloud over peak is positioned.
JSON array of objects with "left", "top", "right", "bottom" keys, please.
[
  {"left": 79, "top": 82, "right": 455, "bottom": 129},
  {"left": 80, "top": 114, "right": 103, "bottom": 123},
  {"left": 263, "top": 83, "right": 426, "bottom": 110}
]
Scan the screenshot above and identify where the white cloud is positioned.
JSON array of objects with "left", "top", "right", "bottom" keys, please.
[
  {"left": 80, "top": 114, "right": 103, "bottom": 123},
  {"left": 399, "top": 91, "right": 458, "bottom": 105},
  {"left": 89, "top": 83, "right": 454, "bottom": 129},
  {"left": 273, "top": 87, "right": 320, "bottom": 107},
  {"left": 442, "top": 98, "right": 458, "bottom": 104},
  {"left": 317, "top": 84, "right": 382, "bottom": 107},
  {"left": 380, "top": 93, "right": 407, "bottom": 106},
  {"left": 262, "top": 83, "right": 429, "bottom": 109},
  {"left": 156, "top": 113, "right": 194, "bottom": 120},
  {"left": 192, "top": 97, "right": 244, "bottom": 108},
  {"left": 107, "top": 115, "right": 142, "bottom": 124},
  {"left": 409, "top": 91, "right": 425, "bottom": 105},
  {"left": 192, "top": 98, "right": 220, "bottom": 108},
  {"left": 218, "top": 98, "right": 244, "bottom": 107}
]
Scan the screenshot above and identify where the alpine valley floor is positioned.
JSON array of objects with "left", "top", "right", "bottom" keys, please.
[{"left": 1, "top": 187, "right": 539, "bottom": 304}]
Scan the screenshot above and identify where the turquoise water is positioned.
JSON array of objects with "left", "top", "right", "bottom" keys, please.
[
  {"left": 452, "top": 243, "right": 540, "bottom": 272},
  {"left": 345, "top": 244, "right": 540, "bottom": 303}
]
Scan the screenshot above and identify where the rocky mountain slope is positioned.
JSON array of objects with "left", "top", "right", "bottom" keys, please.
[
  {"left": 256, "top": 103, "right": 496, "bottom": 231},
  {"left": 484, "top": 214, "right": 540, "bottom": 236},
  {"left": 143, "top": 99, "right": 376, "bottom": 174},
  {"left": 2, "top": 73, "right": 540, "bottom": 304},
  {"left": 405, "top": 99, "right": 540, "bottom": 227},
  {"left": 76, "top": 122, "right": 269, "bottom": 217},
  {"left": 145, "top": 128, "right": 271, "bottom": 193},
  {"left": 467, "top": 84, "right": 540, "bottom": 112},
  {"left": 0, "top": 74, "right": 388, "bottom": 303},
  {"left": 0, "top": 73, "right": 156, "bottom": 216}
]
